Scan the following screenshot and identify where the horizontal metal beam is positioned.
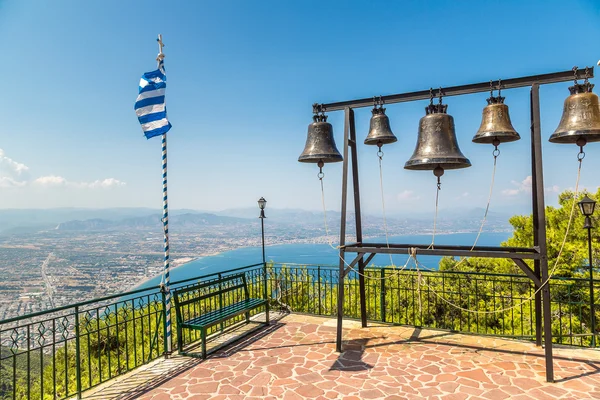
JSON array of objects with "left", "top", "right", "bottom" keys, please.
[
  {"left": 320, "top": 67, "right": 594, "bottom": 111},
  {"left": 355, "top": 242, "right": 539, "bottom": 253},
  {"left": 344, "top": 244, "right": 541, "bottom": 260}
]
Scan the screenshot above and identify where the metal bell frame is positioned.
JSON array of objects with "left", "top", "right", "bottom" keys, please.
[{"left": 304, "top": 66, "right": 595, "bottom": 384}]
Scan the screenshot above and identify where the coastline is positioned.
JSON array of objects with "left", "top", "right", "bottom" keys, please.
[{"left": 134, "top": 230, "right": 513, "bottom": 289}]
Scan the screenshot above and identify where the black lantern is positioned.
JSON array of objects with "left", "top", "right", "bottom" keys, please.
[
  {"left": 579, "top": 194, "right": 596, "bottom": 218},
  {"left": 258, "top": 197, "right": 267, "bottom": 218}
]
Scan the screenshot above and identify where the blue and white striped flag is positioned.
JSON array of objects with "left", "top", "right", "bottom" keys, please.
[{"left": 135, "top": 60, "right": 172, "bottom": 139}]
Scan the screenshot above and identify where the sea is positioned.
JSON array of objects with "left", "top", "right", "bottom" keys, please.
[{"left": 136, "top": 232, "right": 511, "bottom": 290}]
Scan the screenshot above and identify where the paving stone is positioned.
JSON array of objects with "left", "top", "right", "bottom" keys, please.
[{"left": 81, "top": 313, "right": 600, "bottom": 400}]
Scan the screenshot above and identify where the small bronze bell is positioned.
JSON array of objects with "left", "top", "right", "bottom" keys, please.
[
  {"left": 472, "top": 95, "right": 520, "bottom": 144},
  {"left": 405, "top": 97, "right": 471, "bottom": 172},
  {"left": 549, "top": 81, "right": 600, "bottom": 145},
  {"left": 364, "top": 100, "right": 397, "bottom": 146},
  {"left": 298, "top": 112, "right": 343, "bottom": 164}
]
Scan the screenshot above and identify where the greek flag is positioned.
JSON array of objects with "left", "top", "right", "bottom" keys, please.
[{"left": 135, "top": 60, "right": 172, "bottom": 139}]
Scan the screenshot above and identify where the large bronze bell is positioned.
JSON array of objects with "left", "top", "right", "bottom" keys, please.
[
  {"left": 549, "top": 82, "right": 600, "bottom": 144},
  {"left": 404, "top": 102, "right": 471, "bottom": 172},
  {"left": 472, "top": 95, "right": 520, "bottom": 144},
  {"left": 364, "top": 104, "right": 397, "bottom": 146},
  {"left": 298, "top": 114, "right": 343, "bottom": 164}
]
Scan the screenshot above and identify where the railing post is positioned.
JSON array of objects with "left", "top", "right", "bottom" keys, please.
[
  {"left": 380, "top": 269, "right": 386, "bottom": 322},
  {"left": 74, "top": 306, "right": 82, "bottom": 399},
  {"left": 160, "top": 288, "right": 168, "bottom": 356},
  {"left": 263, "top": 263, "right": 270, "bottom": 324},
  {"left": 218, "top": 273, "right": 224, "bottom": 331},
  {"left": 318, "top": 266, "right": 322, "bottom": 315}
]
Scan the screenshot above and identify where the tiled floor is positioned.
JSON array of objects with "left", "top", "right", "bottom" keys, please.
[{"left": 85, "top": 312, "right": 600, "bottom": 399}]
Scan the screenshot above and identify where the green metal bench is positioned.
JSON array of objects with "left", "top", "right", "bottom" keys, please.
[{"left": 173, "top": 272, "right": 269, "bottom": 358}]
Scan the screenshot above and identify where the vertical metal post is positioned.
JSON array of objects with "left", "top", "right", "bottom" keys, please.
[
  {"left": 74, "top": 306, "right": 82, "bottom": 399},
  {"left": 336, "top": 107, "right": 351, "bottom": 353},
  {"left": 218, "top": 273, "right": 224, "bottom": 332},
  {"left": 260, "top": 215, "right": 270, "bottom": 323},
  {"left": 530, "top": 90, "right": 543, "bottom": 347},
  {"left": 261, "top": 216, "right": 266, "bottom": 266},
  {"left": 531, "top": 83, "right": 554, "bottom": 382},
  {"left": 380, "top": 269, "right": 386, "bottom": 322},
  {"left": 588, "top": 226, "right": 596, "bottom": 347},
  {"left": 317, "top": 265, "right": 322, "bottom": 315},
  {"left": 347, "top": 108, "right": 367, "bottom": 328},
  {"left": 161, "top": 289, "right": 168, "bottom": 355}
]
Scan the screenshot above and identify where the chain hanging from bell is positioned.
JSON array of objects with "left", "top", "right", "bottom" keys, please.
[
  {"left": 472, "top": 80, "right": 520, "bottom": 146},
  {"left": 364, "top": 96, "right": 397, "bottom": 147},
  {"left": 405, "top": 88, "right": 471, "bottom": 185},
  {"left": 549, "top": 67, "right": 600, "bottom": 147},
  {"left": 298, "top": 104, "right": 343, "bottom": 174}
]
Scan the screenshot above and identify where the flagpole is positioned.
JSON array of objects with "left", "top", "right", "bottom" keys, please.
[{"left": 156, "top": 34, "right": 172, "bottom": 355}]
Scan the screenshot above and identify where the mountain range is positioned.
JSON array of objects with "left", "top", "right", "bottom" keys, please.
[{"left": 0, "top": 207, "right": 514, "bottom": 235}]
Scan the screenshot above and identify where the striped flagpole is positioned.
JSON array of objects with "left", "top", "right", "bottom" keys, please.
[
  {"left": 156, "top": 34, "right": 171, "bottom": 354},
  {"left": 135, "top": 34, "right": 173, "bottom": 354},
  {"left": 161, "top": 131, "right": 171, "bottom": 354}
]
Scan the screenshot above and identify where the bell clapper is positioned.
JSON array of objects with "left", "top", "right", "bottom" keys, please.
[
  {"left": 317, "top": 160, "right": 325, "bottom": 180},
  {"left": 377, "top": 142, "right": 384, "bottom": 160},
  {"left": 433, "top": 166, "right": 444, "bottom": 190},
  {"left": 492, "top": 138, "right": 500, "bottom": 158},
  {"left": 576, "top": 137, "right": 586, "bottom": 162}
]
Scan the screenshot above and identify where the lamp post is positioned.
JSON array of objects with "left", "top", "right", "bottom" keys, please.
[
  {"left": 258, "top": 197, "right": 270, "bottom": 323},
  {"left": 258, "top": 197, "right": 267, "bottom": 265},
  {"left": 579, "top": 194, "right": 597, "bottom": 347}
]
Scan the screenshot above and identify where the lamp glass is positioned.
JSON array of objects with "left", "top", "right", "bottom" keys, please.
[
  {"left": 578, "top": 195, "right": 596, "bottom": 217},
  {"left": 258, "top": 197, "right": 267, "bottom": 210}
]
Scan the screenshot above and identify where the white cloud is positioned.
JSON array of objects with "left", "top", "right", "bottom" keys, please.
[
  {"left": 33, "top": 175, "right": 68, "bottom": 187},
  {"left": 81, "top": 178, "right": 126, "bottom": 189},
  {"left": 502, "top": 175, "right": 560, "bottom": 196},
  {"left": 34, "top": 176, "right": 126, "bottom": 189},
  {"left": 397, "top": 190, "right": 421, "bottom": 201},
  {"left": 0, "top": 177, "right": 27, "bottom": 188},
  {"left": 0, "top": 148, "right": 30, "bottom": 179}
]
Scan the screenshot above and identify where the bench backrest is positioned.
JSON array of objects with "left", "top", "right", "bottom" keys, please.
[{"left": 173, "top": 273, "right": 249, "bottom": 310}]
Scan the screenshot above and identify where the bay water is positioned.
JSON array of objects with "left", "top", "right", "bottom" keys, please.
[{"left": 136, "top": 232, "right": 511, "bottom": 290}]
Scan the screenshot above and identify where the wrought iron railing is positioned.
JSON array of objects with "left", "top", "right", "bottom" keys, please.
[
  {"left": 0, "top": 263, "right": 264, "bottom": 400},
  {"left": 268, "top": 263, "right": 600, "bottom": 347},
  {"left": 1, "top": 261, "right": 598, "bottom": 399}
]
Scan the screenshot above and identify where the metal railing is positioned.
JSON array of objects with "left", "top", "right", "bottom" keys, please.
[
  {"left": 268, "top": 263, "right": 600, "bottom": 347},
  {"left": 0, "top": 263, "right": 264, "bottom": 400},
  {"left": 1, "top": 261, "right": 598, "bottom": 399}
]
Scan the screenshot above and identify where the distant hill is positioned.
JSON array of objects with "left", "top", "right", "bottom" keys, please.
[
  {"left": 0, "top": 206, "right": 513, "bottom": 235},
  {"left": 55, "top": 212, "right": 251, "bottom": 231},
  {"left": 0, "top": 208, "right": 207, "bottom": 234}
]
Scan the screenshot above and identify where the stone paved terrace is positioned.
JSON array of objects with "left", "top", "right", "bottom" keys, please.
[{"left": 85, "top": 313, "right": 600, "bottom": 400}]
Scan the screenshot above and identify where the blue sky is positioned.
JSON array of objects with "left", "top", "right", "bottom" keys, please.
[{"left": 0, "top": 0, "right": 599, "bottom": 215}]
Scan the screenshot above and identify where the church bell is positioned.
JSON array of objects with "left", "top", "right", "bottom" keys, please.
[
  {"left": 298, "top": 111, "right": 343, "bottom": 164},
  {"left": 405, "top": 98, "right": 471, "bottom": 173},
  {"left": 549, "top": 81, "right": 600, "bottom": 145},
  {"left": 472, "top": 95, "right": 520, "bottom": 144},
  {"left": 364, "top": 101, "right": 397, "bottom": 146}
]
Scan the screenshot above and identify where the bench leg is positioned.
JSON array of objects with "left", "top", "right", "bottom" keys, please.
[
  {"left": 201, "top": 328, "right": 207, "bottom": 359},
  {"left": 265, "top": 303, "right": 270, "bottom": 325},
  {"left": 177, "top": 325, "right": 183, "bottom": 354},
  {"left": 245, "top": 311, "right": 250, "bottom": 323}
]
